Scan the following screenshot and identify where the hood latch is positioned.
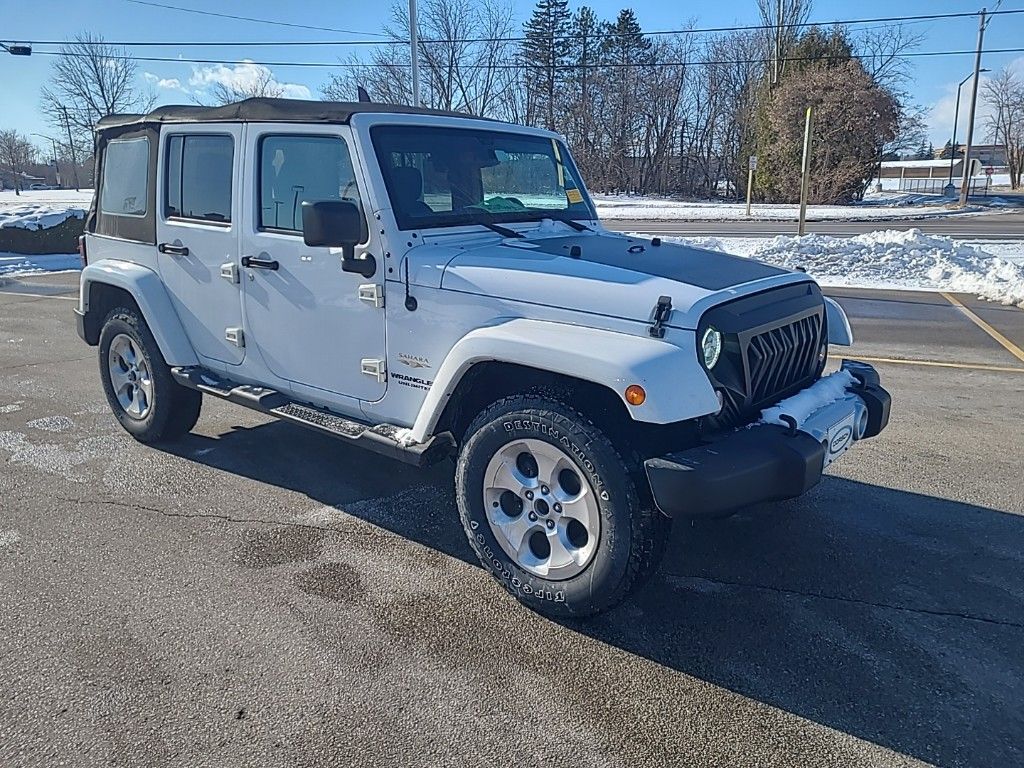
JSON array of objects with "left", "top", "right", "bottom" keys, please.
[{"left": 648, "top": 295, "right": 672, "bottom": 338}]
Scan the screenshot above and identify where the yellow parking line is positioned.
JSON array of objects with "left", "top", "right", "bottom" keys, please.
[
  {"left": 940, "top": 292, "right": 1024, "bottom": 365},
  {"left": 828, "top": 354, "right": 1024, "bottom": 374}
]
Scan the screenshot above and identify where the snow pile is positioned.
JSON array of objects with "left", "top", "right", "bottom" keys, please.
[
  {"left": 0, "top": 202, "right": 86, "bottom": 231},
  {"left": 759, "top": 370, "right": 857, "bottom": 428},
  {"left": 674, "top": 229, "right": 1024, "bottom": 308},
  {"left": 0, "top": 189, "right": 91, "bottom": 231},
  {"left": 0, "top": 252, "right": 81, "bottom": 277}
]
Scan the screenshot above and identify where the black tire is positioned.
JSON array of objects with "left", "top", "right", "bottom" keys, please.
[
  {"left": 98, "top": 306, "right": 202, "bottom": 443},
  {"left": 455, "top": 394, "right": 666, "bottom": 618}
]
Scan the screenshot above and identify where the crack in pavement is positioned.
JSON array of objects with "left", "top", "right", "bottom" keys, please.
[
  {"left": 668, "top": 574, "right": 1024, "bottom": 630},
  {"left": 0, "top": 356, "right": 93, "bottom": 372},
  {"left": 45, "top": 490, "right": 1024, "bottom": 630},
  {"left": 47, "top": 493, "right": 384, "bottom": 539}
]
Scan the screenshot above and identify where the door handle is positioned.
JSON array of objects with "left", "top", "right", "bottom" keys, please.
[
  {"left": 241, "top": 255, "right": 280, "bottom": 271},
  {"left": 158, "top": 242, "right": 189, "bottom": 256}
]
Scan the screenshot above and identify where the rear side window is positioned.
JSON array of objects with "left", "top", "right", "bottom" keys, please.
[
  {"left": 258, "top": 135, "right": 363, "bottom": 233},
  {"left": 100, "top": 137, "right": 149, "bottom": 217},
  {"left": 165, "top": 134, "right": 234, "bottom": 223}
]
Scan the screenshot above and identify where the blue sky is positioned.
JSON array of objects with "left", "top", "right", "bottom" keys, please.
[{"left": 2, "top": 0, "right": 1022, "bottom": 151}]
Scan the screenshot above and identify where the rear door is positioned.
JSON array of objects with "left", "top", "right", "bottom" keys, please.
[
  {"left": 238, "top": 124, "right": 386, "bottom": 401},
  {"left": 156, "top": 125, "right": 245, "bottom": 368}
]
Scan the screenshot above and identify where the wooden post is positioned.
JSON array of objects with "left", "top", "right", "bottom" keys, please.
[{"left": 798, "top": 106, "right": 813, "bottom": 236}]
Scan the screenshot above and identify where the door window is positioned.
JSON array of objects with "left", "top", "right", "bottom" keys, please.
[
  {"left": 258, "top": 135, "right": 364, "bottom": 234},
  {"left": 100, "top": 137, "right": 150, "bottom": 217},
  {"left": 165, "top": 134, "right": 233, "bottom": 223}
]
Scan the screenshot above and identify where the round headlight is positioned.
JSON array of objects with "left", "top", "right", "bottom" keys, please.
[{"left": 701, "top": 327, "right": 722, "bottom": 370}]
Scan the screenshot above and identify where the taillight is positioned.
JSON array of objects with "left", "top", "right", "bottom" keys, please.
[{"left": 78, "top": 235, "right": 87, "bottom": 267}]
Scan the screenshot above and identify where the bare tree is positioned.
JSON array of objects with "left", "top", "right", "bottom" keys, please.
[
  {"left": 984, "top": 67, "right": 1024, "bottom": 189},
  {"left": 323, "top": 0, "right": 517, "bottom": 116},
  {"left": 0, "top": 130, "right": 38, "bottom": 194},
  {"left": 40, "top": 33, "right": 154, "bottom": 156},
  {"left": 209, "top": 67, "right": 286, "bottom": 105},
  {"left": 757, "top": 0, "right": 812, "bottom": 84},
  {"left": 856, "top": 24, "right": 925, "bottom": 90}
]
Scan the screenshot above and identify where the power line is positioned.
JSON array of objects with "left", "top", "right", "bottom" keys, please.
[
  {"left": 20, "top": 8, "right": 1024, "bottom": 49},
  {"left": 29, "top": 47, "right": 1024, "bottom": 70},
  {"left": 123, "top": 0, "right": 389, "bottom": 38}
]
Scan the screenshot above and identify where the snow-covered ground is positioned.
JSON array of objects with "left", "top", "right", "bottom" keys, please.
[
  {"left": 0, "top": 189, "right": 91, "bottom": 231},
  {"left": 657, "top": 230, "right": 1024, "bottom": 308},
  {"left": 2, "top": 189, "right": 1021, "bottom": 309},
  {"left": 591, "top": 191, "right": 1008, "bottom": 222},
  {"left": 2, "top": 188, "right": 1013, "bottom": 229}
]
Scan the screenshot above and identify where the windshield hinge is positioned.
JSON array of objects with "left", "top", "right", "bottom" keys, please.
[
  {"left": 358, "top": 283, "right": 384, "bottom": 308},
  {"left": 648, "top": 296, "right": 672, "bottom": 338}
]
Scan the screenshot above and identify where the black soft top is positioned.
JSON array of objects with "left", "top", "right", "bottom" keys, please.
[{"left": 95, "top": 97, "right": 498, "bottom": 132}]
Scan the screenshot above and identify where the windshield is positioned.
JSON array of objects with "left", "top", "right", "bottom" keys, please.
[{"left": 371, "top": 125, "right": 597, "bottom": 230}]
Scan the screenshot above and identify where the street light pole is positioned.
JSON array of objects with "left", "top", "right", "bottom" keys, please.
[
  {"left": 959, "top": 8, "right": 988, "bottom": 207},
  {"left": 31, "top": 133, "right": 61, "bottom": 188},
  {"left": 58, "top": 105, "right": 81, "bottom": 191},
  {"left": 945, "top": 69, "right": 989, "bottom": 195}
]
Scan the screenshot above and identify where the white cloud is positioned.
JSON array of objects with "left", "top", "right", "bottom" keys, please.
[
  {"left": 187, "top": 60, "right": 311, "bottom": 100},
  {"left": 143, "top": 72, "right": 183, "bottom": 90},
  {"left": 926, "top": 57, "right": 1024, "bottom": 146}
]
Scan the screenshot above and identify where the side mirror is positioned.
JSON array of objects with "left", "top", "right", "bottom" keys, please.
[{"left": 301, "top": 200, "right": 376, "bottom": 278}]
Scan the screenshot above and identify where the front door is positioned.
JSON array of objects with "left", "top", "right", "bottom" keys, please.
[
  {"left": 156, "top": 125, "right": 245, "bottom": 367},
  {"left": 239, "top": 125, "right": 386, "bottom": 401}
]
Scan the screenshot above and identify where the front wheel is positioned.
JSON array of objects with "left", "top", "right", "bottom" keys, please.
[
  {"left": 455, "top": 395, "right": 667, "bottom": 618},
  {"left": 98, "top": 307, "right": 202, "bottom": 443}
]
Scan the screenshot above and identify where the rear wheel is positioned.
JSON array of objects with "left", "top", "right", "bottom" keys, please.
[
  {"left": 455, "top": 395, "right": 666, "bottom": 618},
  {"left": 98, "top": 307, "right": 202, "bottom": 443}
]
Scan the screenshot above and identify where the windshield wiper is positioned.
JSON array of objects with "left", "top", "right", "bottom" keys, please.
[{"left": 476, "top": 220, "right": 524, "bottom": 239}]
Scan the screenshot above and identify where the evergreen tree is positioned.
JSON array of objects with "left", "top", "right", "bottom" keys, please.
[
  {"left": 939, "top": 140, "right": 962, "bottom": 160},
  {"left": 564, "top": 6, "right": 606, "bottom": 164},
  {"left": 521, "top": 0, "right": 573, "bottom": 130},
  {"left": 601, "top": 9, "right": 652, "bottom": 189}
]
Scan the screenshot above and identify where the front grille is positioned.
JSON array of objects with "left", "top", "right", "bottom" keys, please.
[
  {"left": 701, "top": 283, "right": 826, "bottom": 431},
  {"left": 746, "top": 313, "right": 823, "bottom": 403}
]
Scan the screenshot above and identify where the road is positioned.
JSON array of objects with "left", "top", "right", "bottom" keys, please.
[
  {"left": 1, "top": 272, "right": 1023, "bottom": 767},
  {"left": 607, "top": 209, "right": 1024, "bottom": 239}
]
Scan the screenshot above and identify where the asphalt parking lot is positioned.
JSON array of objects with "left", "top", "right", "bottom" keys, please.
[{"left": 1, "top": 272, "right": 1022, "bottom": 767}]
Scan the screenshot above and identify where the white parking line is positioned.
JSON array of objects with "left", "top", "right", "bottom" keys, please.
[{"left": 0, "top": 290, "right": 77, "bottom": 301}]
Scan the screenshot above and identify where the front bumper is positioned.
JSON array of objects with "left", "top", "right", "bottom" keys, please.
[{"left": 644, "top": 360, "right": 890, "bottom": 518}]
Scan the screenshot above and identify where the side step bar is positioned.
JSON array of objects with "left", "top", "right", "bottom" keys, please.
[{"left": 171, "top": 366, "right": 455, "bottom": 467}]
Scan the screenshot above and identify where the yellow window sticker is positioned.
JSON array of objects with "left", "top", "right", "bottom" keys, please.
[{"left": 566, "top": 188, "right": 583, "bottom": 204}]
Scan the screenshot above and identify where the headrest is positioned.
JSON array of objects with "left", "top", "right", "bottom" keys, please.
[{"left": 390, "top": 165, "right": 423, "bottom": 202}]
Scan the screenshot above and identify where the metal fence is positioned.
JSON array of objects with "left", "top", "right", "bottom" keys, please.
[{"left": 900, "top": 178, "right": 990, "bottom": 196}]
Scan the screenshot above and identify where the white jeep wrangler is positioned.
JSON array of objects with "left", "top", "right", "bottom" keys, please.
[{"left": 75, "top": 98, "right": 890, "bottom": 617}]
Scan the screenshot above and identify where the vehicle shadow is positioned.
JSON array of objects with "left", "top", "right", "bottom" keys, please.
[{"left": 159, "top": 421, "right": 1024, "bottom": 767}]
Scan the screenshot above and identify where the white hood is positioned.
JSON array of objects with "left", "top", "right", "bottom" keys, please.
[{"left": 435, "top": 230, "right": 815, "bottom": 329}]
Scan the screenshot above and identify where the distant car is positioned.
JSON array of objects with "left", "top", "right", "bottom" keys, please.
[
  {"left": 29, "top": 183, "right": 54, "bottom": 190},
  {"left": 74, "top": 98, "right": 891, "bottom": 618}
]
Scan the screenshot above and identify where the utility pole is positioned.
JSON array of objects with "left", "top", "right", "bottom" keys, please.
[
  {"left": 409, "top": 0, "right": 421, "bottom": 107},
  {"left": 772, "top": 0, "right": 782, "bottom": 86},
  {"left": 798, "top": 106, "right": 813, "bottom": 236},
  {"left": 58, "top": 105, "right": 80, "bottom": 191},
  {"left": 959, "top": 8, "right": 987, "bottom": 207}
]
